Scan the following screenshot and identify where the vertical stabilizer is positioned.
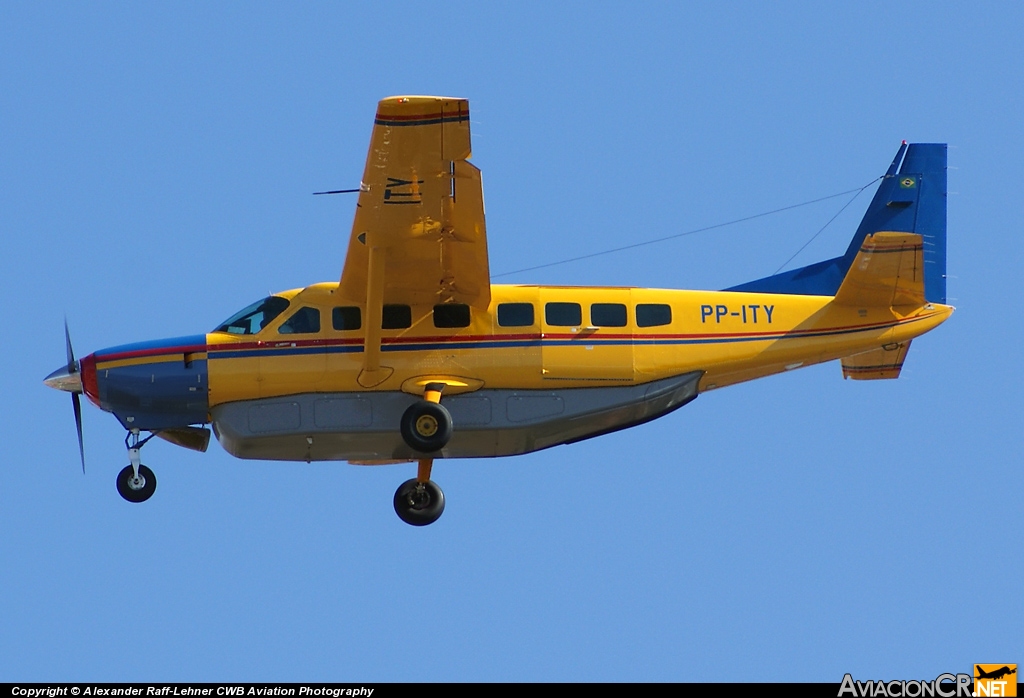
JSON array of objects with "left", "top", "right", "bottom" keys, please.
[{"left": 727, "top": 143, "right": 947, "bottom": 303}]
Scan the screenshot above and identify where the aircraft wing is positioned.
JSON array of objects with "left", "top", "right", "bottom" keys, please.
[
  {"left": 832, "top": 232, "right": 925, "bottom": 308},
  {"left": 339, "top": 96, "right": 490, "bottom": 309}
]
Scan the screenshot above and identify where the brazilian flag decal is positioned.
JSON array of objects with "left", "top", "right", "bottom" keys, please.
[{"left": 900, "top": 176, "right": 917, "bottom": 188}]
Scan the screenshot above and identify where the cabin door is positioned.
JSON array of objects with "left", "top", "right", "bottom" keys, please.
[
  {"left": 258, "top": 305, "right": 328, "bottom": 397},
  {"left": 540, "top": 290, "right": 634, "bottom": 382}
]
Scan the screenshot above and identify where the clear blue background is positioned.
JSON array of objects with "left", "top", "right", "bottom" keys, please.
[{"left": 2, "top": 1, "right": 1020, "bottom": 682}]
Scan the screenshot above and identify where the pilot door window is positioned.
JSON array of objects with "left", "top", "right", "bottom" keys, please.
[
  {"left": 332, "top": 306, "right": 361, "bottom": 331},
  {"left": 545, "top": 302, "right": 582, "bottom": 327},
  {"left": 278, "top": 307, "right": 321, "bottom": 334}
]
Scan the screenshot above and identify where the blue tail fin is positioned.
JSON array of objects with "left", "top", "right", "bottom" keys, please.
[{"left": 727, "top": 143, "right": 947, "bottom": 303}]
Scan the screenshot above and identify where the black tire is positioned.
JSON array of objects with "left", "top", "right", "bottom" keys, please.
[
  {"left": 116, "top": 464, "right": 157, "bottom": 503},
  {"left": 393, "top": 478, "right": 445, "bottom": 526},
  {"left": 400, "top": 400, "right": 453, "bottom": 452}
]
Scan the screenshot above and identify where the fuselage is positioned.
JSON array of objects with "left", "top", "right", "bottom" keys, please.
[{"left": 78, "top": 281, "right": 952, "bottom": 461}]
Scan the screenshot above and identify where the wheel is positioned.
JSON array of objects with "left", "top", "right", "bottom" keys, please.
[
  {"left": 393, "top": 478, "right": 445, "bottom": 526},
  {"left": 400, "top": 400, "right": 453, "bottom": 452},
  {"left": 116, "top": 464, "right": 157, "bottom": 503}
]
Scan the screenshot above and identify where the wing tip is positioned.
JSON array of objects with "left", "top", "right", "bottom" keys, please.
[{"left": 380, "top": 95, "right": 467, "bottom": 106}]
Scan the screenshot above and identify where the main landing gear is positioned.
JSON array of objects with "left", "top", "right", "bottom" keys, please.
[
  {"left": 116, "top": 429, "right": 157, "bottom": 503},
  {"left": 400, "top": 395, "right": 453, "bottom": 452},
  {"left": 394, "top": 459, "right": 445, "bottom": 526},
  {"left": 394, "top": 383, "right": 450, "bottom": 526}
]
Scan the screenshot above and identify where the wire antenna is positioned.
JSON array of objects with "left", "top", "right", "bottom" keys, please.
[
  {"left": 491, "top": 177, "right": 882, "bottom": 279},
  {"left": 770, "top": 179, "right": 877, "bottom": 275}
]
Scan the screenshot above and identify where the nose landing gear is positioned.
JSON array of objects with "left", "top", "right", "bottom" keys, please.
[
  {"left": 116, "top": 429, "right": 157, "bottom": 503},
  {"left": 116, "top": 463, "right": 156, "bottom": 502}
]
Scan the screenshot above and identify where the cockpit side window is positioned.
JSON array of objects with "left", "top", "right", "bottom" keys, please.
[
  {"left": 214, "top": 296, "right": 290, "bottom": 335},
  {"left": 278, "top": 307, "right": 321, "bottom": 335}
]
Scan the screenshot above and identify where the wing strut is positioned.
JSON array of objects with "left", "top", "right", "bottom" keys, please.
[{"left": 358, "top": 237, "right": 393, "bottom": 387}]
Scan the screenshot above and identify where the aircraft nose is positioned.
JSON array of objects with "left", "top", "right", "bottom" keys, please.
[{"left": 44, "top": 363, "right": 83, "bottom": 393}]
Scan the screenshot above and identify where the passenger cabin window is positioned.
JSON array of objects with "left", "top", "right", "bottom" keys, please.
[
  {"left": 433, "top": 304, "right": 470, "bottom": 328},
  {"left": 333, "top": 306, "right": 361, "bottom": 331},
  {"left": 545, "top": 302, "right": 582, "bottom": 327},
  {"left": 382, "top": 304, "right": 412, "bottom": 329},
  {"left": 214, "top": 296, "right": 290, "bottom": 335},
  {"left": 278, "top": 306, "right": 321, "bottom": 334},
  {"left": 497, "top": 303, "right": 534, "bottom": 327},
  {"left": 636, "top": 303, "right": 672, "bottom": 327},
  {"left": 591, "top": 303, "right": 627, "bottom": 327}
]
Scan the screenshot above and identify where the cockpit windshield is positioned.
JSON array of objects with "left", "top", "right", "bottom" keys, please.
[{"left": 214, "top": 296, "right": 291, "bottom": 335}]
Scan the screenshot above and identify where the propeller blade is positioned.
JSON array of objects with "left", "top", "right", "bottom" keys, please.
[
  {"left": 64, "top": 319, "right": 85, "bottom": 472},
  {"left": 64, "top": 317, "right": 77, "bottom": 373},
  {"left": 72, "top": 392, "right": 85, "bottom": 473}
]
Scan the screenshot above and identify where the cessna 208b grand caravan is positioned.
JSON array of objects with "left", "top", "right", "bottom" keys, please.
[{"left": 45, "top": 96, "right": 952, "bottom": 525}]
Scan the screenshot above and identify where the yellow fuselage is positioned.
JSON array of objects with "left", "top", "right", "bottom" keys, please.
[{"left": 206, "top": 282, "right": 952, "bottom": 406}]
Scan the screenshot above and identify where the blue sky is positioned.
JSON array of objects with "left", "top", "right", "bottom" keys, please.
[{"left": 2, "top": 1, "right": 1021, "bottom": 682}]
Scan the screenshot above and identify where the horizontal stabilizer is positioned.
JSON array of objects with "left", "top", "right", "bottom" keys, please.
[
  {"left": 833, "top": 232, "right": 924, "bottom": 308},
  {"left": 842, "top": 341, "right": 911, "bottom": 380}
]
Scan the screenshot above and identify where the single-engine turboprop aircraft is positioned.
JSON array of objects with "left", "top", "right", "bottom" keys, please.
[{"left": 45, "top": 96, "right": 952, "bottom": 525}]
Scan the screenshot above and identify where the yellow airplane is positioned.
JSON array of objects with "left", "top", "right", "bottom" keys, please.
[{"left": 44, "top": 96, "right": 952, "bottom": 525}]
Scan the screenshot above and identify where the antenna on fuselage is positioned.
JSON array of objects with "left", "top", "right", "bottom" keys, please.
[
  {"left": 314, "top": 182, "right": 369, "bottom": 195},
  {"left": 313, "top": 188, "right": 361, "bottom": 195}
]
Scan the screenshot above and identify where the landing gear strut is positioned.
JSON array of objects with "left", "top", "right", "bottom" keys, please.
[
  {"left": 116, "top": 429, "right": 157, "bottom": 503},
  {"left": 394, "top": 458, "right": 445, "bottom": 526}
]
